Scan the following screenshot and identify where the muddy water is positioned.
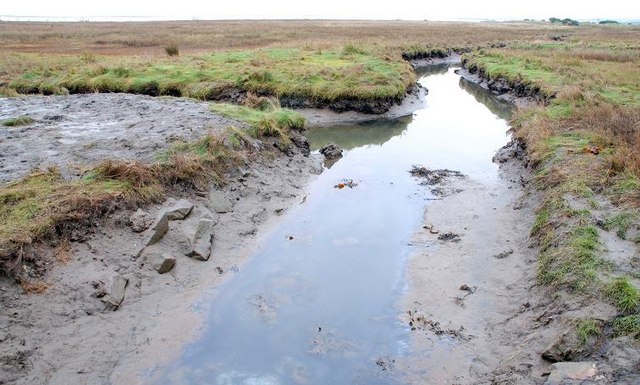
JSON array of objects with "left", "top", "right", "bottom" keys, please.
[{"left": 154, "top": 67, "right": 512, "bottom": 384}]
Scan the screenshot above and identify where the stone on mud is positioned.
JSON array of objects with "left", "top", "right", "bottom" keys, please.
[
  {"left": 544, "top": 362, "right": 599, "bottom": 385},
  {"left": 151, "top": 254, "right": 176, "bottom": 274},
  {"left": 165, "top": 199, "right": 194, "bottom": 220},
  {"left": 129, "top": 209, "right": 154, "bottom": 233},
  {"left": 319, "top": 143, "right": 343, "bottom": 160},
  {"left": 207, "top": 190, "right": 233, "bottom": 213},
  {"left": 145, "top": 214, "right": 169, "bottom": 246},
  {"left": 101, "top": 275, "right": 128, "bottom": 311},
  {"left": 187, "top": 219, "right": 215, "bottom": 261},
  {"left": 141, "top": 246, "right": 177, "bottom": 274}
]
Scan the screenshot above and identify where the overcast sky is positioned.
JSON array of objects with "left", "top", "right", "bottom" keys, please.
[{"left": 1, "top": 1, "right": 638, "bottom": 21}]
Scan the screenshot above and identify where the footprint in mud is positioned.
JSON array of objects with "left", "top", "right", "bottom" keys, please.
[
  {"left": 406, "top": 310, "right": 471, "bottom": 342},
  {"left": 454, "top": 284, "right": 477, "bottom": 307},
  {"left": 248, "top": 293, "right": 278, "bottom": 324},
  {"left": 308, "top": 327, "right": 358, "bottom": 357},
  {"left": 375, "top": 355, "right": 396, "bottom": 372}
]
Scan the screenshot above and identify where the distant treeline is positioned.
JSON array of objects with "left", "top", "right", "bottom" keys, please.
[{"left": 549, "top": 17, "right": 579, "bottom": 26}]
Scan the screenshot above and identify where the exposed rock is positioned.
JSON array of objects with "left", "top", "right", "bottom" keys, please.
[
  {"left": 187, "top": 219, "right": 215, "bottom": 261},
  {"left": 140, "top": 246, "right": 177, "bottom": 274},
  {"left": 151, "top": 254, "right": 176, "bottom": 274},
  {"left": 165, "top": 199, "right": 194, "bottom": 220},
  {"left": 101, "top": 275, "right": 128, "bottom": 311},
  {"left": 129, "top": 209, "right": 154, "bottom": 233},
  {"left": 207, "top": 190, "right": 233, "bottom": 213},
  {"left": 145, "top": 214, "right": 169, "bottom": 246},
  {"left": 542, "top": 329, "right": 585, "bottom": 363},
  {"left": 319, "top": 143, "right": 343, "bottom": 160},
  {"left": 544, "top": 362, "right": 600, "bottom": 385}
]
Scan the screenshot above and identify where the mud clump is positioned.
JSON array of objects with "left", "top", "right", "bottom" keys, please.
[
  {"left": 129, "top": 209, "right": 154, "bottom": 233},
  {"left": 438, "top": 232, "right": 461, "bottom": 242},
  {"left": 492, "top": 140, "right": 527, "bottom": 164},
  {"left": 493, "top": 248, "right": 514, "bottom": 259},
  {"left": 319, "top": 143, "right": 343, "bottom": 160},
  {"left": 409, "top": 166, "right": 464, "bottom": 184},
  {"left": 409, "top": 166, "right": 465, "bottom": 196}
]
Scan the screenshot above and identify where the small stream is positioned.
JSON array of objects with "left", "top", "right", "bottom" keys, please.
[{"left": 155, "top": 65, "right": 512, "bottom": 384}]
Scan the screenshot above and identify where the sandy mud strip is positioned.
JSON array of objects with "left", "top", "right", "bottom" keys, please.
[
  {"left": 397, "top": 152, "right": 547, "bottom": 384},
  {"left": 398, "top": 148, "right": 639, "bottom": 383},
  {"left": 0, "top": 93, "right": 323, "bottom": 385}
]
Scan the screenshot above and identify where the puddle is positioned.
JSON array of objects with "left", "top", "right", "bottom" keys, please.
[{"left": 153, "top": 66, "right": 513, "bottom": 384}]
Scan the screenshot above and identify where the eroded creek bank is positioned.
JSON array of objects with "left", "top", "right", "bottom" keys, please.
[{"left": 1, "top": 63, "right": 611, "bottom": 385}]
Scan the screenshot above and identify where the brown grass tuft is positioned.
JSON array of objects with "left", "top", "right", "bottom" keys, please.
[
  {"left": 54, "top": 238, "right": 70, "bottom": 263},
  {"left": 20, "top": 279, "right": 50, "bottom": 293},
  {"left": 94, "top": 159, "right": 160, "bottom": 188}
]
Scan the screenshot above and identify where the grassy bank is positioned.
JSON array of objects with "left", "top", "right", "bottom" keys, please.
[
  {"left": 463, "top": 42, "right": 640, "bottom": 337},
  {"left": 0, "top": 100, "right": 307, "bottom": 279},
  {"left": 2, "top": 21, "right": 638, "bottom": 108},
  {"left": 1, "top": 47, "right": 415, "bottom": 107}
]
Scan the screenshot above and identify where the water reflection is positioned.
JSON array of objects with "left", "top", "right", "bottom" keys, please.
[
  {"left": 458, "top": 77, "right": 514, "bottom": 120},
  {"left": 414, "top": 63, "right": 451, "bottom": 77},
  {"left": 306, "top": 115, "right": 412, "bottom": 151}
]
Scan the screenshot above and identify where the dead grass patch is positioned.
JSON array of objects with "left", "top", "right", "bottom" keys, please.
[
  {"left": 0, "top": 130, "right": 244, "bottom": 277},
  {"left": 19, "top": 279, "right": 50, "bottom": 293}
]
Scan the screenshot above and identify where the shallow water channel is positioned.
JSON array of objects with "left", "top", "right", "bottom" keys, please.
[{"left": 156, "top": 65, "right": 513, "bottom": 384}]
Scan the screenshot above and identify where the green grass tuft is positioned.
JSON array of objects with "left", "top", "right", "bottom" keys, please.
[
  {"left": 612, "top": 315, "right": 640, "bottom": 337},
  {"left": 603, "top": 212, "right": 635, "bottom": 239},
  {"left": 531, "top": 207, "right": 550, "bottom": 236},
  {"left": 575, "top": 318, "right": 602, "bottom": 346},
  {"left": 210, "top": 101, "right": 305, "bottom": 144},
  {"left": 605, "top": 276, "right": 640, "bottom": 313},
  {"left": 2, "top": 115, "right": 34, "bottom": 127}
]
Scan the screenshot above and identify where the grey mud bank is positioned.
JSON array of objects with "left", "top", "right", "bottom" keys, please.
[{"left": 0, "top": 93, "right": 321, "bottom": 385}]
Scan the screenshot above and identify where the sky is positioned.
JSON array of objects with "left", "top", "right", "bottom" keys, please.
[{"left": 1, "top": 0, "right": 638, "bottom": 21}]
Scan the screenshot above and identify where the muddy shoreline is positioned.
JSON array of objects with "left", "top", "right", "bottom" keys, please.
[
  {"left": 399, "top": 153, "right": 545, "bottom": 384},
  {"left": 0, "top": 92, "right": 323, "bottom": 385},
  {"left": 450, "top": 63, "right": 640, "bottom": 384}
]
